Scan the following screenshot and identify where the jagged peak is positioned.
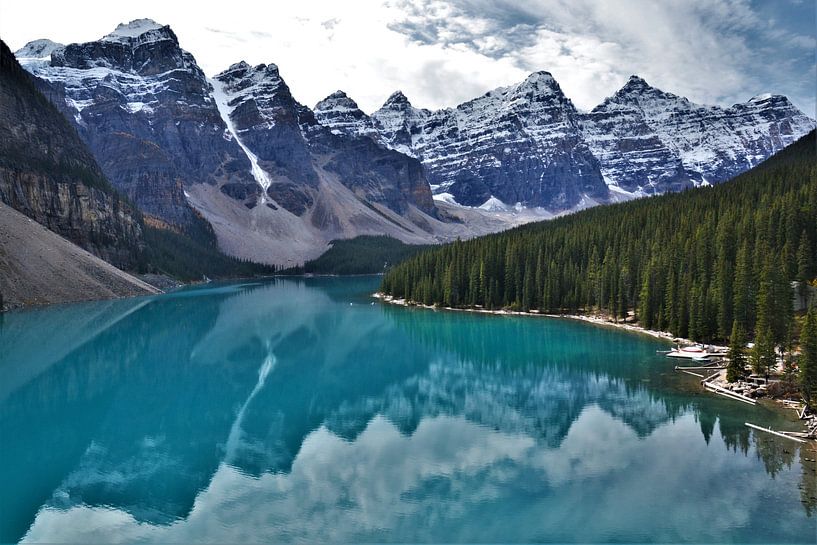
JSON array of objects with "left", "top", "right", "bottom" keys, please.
[
  {"left": 509, "top": 70, "right": 564, "bottom": 99},
  {"left": 615, "top": 75, "right": 673, "bottom": 99},
  {"left": 382, "top": 90, "right": 412, "bottom": 108},
  {"left": 214, "top": 61, "right": 251, "bottom": 80},
  {"left": 15, "top": 39, "right": 63, "bottom": 59},
  {"left": 215, "top": 61, "right": 281, "bottom": 82},
  {"left": 315, "top": 90, "right": 361, "bottom": 112},
  {"left": 327, "top": 90, "right": 349, "bottom": 100},
  {"left": 102, "top": 19, "right": 167, "bottom": 42},
  {"left": 747, "top": 93, "right": 788, "bottom": 104},
  {"left": 625, "top": 74, "right": 649, "bottom": 86},
  {"left": 523, "top": 70, "right": 555, "bottom": 84},
  {"left": 256, "top": 62, "right": 280, "bottom": 78},
  {"left": 591, "top": 74, "right": 687, "bottom": 112}
]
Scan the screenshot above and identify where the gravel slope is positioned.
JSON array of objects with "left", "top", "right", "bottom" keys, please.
[{"left": 0, "top": 202, "right": 159, "bottom": 310}]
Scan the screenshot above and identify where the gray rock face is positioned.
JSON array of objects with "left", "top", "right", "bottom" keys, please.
[
  {"left": 370, "top": 91, "right": 430, "bottom": 158},
  {"left": 373, "top": 72, "right": 609, "bottom": 209},
  {"left": 314, "top": 90, "right": 379, "bottom": 139},
  {"left": 0, "top": 39, "right": 144, "bottom": 270},
  {"left": 215, "top": 62, "right": 435, "bottom": 217},
  {"left": 16, "top": 20, "right": 259, "bottom": 228},
  {"left": 317, "top": 73, "right": 815, "bottom": 208},
  {"left": 579, "top": 76, "right": 816, "bottom": 194}
]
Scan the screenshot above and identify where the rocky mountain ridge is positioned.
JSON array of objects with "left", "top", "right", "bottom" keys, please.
[
  {"left": 13, "top": 18, "right": 815, "bottom": 266},
  {"left": 16, "top": 20, "right": 490, "bottom": 266},
  {"left": 316, "top": 74, "right": 815, "bottom": 205}
]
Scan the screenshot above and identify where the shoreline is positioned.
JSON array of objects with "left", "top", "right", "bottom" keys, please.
[
  {"left": 374, "top": 292, "right": 814, "bottom": 434},
  {"left": 373, "top": 292, "right": 701, "bottom": 347}
]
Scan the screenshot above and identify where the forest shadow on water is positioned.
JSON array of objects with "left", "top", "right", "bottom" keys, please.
[{"left": 0, "top": 277, "right": 814, "bottom": 543}]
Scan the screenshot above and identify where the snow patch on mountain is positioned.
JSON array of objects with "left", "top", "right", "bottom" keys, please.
[
  {"left": 209, "top": 77, "right": 272, "bottom": 200},
  {"left": 103, "top": 19, "right": 164, "bottom": 42},
  {"left": 479, "top": 196, "right": 512, "bottom": 212},
  {"left": 314, "top": 90, "right": 379, "bottom": 139},
  {"left": 15, "top": 39, "right": 63, "bottom": 60},
  {"left": 317, "top": 71, "right": 814, "bottom": 209}
]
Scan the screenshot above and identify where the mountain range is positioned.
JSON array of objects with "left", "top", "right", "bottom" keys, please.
[
  {"left": 315, "top": 73, "right": 815, "bottom": 207},
  {"left": 7, "top": 18, "right": 816, "bottom": 269}
]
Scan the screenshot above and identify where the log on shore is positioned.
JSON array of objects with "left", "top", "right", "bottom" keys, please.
[{"left": 745, "top": 422, "right": 807, "bottom": 443}]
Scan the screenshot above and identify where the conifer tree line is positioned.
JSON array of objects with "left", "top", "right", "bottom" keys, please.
[{"left": 382, "top": 132, "right": 817, "bottom": 355}]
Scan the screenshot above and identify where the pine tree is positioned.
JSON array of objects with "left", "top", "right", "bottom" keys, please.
[
  {"left": 732, "top": 241, "right": 752, "bottom": 332},
  {"left": 639, "top": 265, "right": 653, "bottom": 329},
  {"left": 727, "top": 320, "right": 747, "bottom": 382},
  {"left": 751, "top": 326, "right": 776, "bottom": 377},
  {"left": 799, "top": 307, "right": 817, "bottom": 406},
  {"left": 797, "top": 231, "right": 813, "bottom": 305}
]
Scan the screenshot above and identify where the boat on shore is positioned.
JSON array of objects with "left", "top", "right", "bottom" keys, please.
[{"left": 666, "top": 344, "right": 724, "bottom": 361}]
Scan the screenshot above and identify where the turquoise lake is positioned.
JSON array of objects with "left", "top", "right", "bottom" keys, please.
[{"left": 1, "top": 276, "right": 814, "bottom": 543}]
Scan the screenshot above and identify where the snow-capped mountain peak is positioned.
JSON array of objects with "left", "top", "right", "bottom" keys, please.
[
  {"left": 383, "top": 90, "right": 412, "bottom": 108},
  {"left": 581, "top": 74, "right": 815, "bottom": 194},
  {"left": 102, "top": 18, "right": 164, "bottom": 42},
  {"left": 315, "top": 90, "right": 360, "bottom": 112},
  {"left": 313, "top": 90, "right": 377, "bottom": 138},
  {"left": 318, "top": 69, "right": 814, "bottom": 208},
  {"left": 14, "top": 39, "right": 63, "bottom": 60},
  {"left": 515, "top": 70, "right": 559, "bottom": 93}
]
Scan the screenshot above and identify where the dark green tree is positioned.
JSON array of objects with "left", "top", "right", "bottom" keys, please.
[
  {"left": 799, "top": 307, "right": 817, "bottom": 406},
  {"left": 751, "top": 326, "right": 776, "bottom": 377},
  {"left": 727, "top": 320, "right": 747, "bottom": 383},
  {"left": 797, "top": 231, "right": 813, "bottom": 305}
]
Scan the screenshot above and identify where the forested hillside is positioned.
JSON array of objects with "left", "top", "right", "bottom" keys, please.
[
  {"left": 285, "top": 236, "right": 431, "bottom": 275},
  {"left": 382, "top": 131, "right": 817, "bottom": 348}
]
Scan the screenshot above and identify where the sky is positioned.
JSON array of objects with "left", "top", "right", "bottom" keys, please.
[{"left": 0, "top": 0, "right": 814, "bottom": 115}]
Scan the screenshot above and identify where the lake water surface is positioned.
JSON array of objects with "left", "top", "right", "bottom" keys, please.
[{"left": 1, "top": 277, "right": 814, "bottom": 543}]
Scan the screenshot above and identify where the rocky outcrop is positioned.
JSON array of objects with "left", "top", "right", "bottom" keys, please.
[
  {"left": 319, "top": 73, "right": 815, "bottom": 208},
  {"left": 579, "top": 76, "right": 816, "bottom": 193},
  {"left": 326, "top": 72, "right": 611, "bottom": 210},
  {"left": 370, "top": 91, "right": 430, "bottom": 158},
  {"left": 0, "top": 39, "right": 144, "bottom": 269},
  {"left": 314, "top": 90, "right": 379, "bottom": 139},
  {"left": 16, "top": 20, "right": 258, "bottom": 228},
  {"left": 213, "top": 61, "right": 435, "bottom": 217}
]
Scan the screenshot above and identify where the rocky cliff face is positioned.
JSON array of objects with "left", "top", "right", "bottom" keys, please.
[
  {"left": 214, "top": 62, "right": 435, "bottom": 217},
  {"left": 16, "top": 21, "right": 443, "bottom": 266},
  {"left": 314, "top": 90, "right": 379, "bottom": 139},
  {"left": 16, "top": 19, "right": 259, "bottom": 228},
  {"left": 0, "top": 39, "right": 144, "bottom": 269},
  {"left": 318, "top": 73, "right": 815, "bottom": 207},
  {"left": 579, "top": 76, "right": 816, "bottom": 194},
  {"left": 367, "top": 72, "right": 609, "bottom": 209}
]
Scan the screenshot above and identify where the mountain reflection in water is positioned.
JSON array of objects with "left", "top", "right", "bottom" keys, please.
[{"left": 0, "top": 277, "right": 813, "bottom": 543}]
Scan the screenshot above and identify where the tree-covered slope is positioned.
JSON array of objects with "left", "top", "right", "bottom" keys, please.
[
  {"left": 382, "top": 130, "right": 817, "bottom": 346},
  {"left": 287, "top": 235, "right": 431, "bottom": 275}
]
